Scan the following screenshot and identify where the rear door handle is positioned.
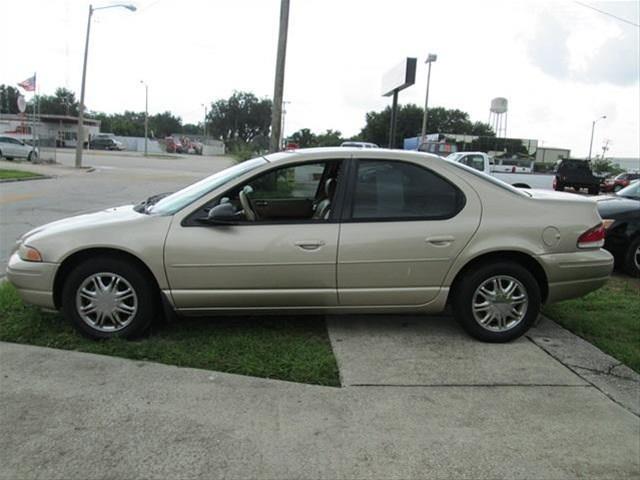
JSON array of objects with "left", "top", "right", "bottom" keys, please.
[
  {"left": 425, "top": 235, "right": 455, "bottom": 247},
  {"left": 294, "top": 240, "right": 325, "bottom": 251}
]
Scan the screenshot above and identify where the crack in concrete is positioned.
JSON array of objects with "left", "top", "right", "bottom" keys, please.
[
  {"left": 563, "top": 362, "right": 635, "bottom": 381},
  {"left": 526, "top": 335, "right": 640, "bottom": 418}
]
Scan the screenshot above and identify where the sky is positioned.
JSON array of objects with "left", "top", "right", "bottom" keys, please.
[{"left": 2, "top": 0, "right": 639, "bottom": 158}]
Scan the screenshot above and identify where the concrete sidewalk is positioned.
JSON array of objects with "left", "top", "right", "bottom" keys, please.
[{"left": 1, "top": 339, "right": 638, "bottom": 480}]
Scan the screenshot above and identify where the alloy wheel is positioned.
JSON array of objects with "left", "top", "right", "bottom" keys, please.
[{"left": 472, "top": 275, "right": 529, "bottom": 332}]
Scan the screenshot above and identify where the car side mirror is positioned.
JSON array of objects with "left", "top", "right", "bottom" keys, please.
[{"left": 206, "top": 202, "right": 238, "bottom": 224}]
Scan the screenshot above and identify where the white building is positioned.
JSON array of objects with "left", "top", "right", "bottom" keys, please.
[{"left": 0, "top": 113, "right": 100, "bottom": 147}]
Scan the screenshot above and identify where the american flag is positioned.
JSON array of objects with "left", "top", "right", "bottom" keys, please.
[{"left": 18, "top": 74, "right": 36, "bottom": 92}]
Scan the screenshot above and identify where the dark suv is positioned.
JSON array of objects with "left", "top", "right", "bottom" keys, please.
[
  {"left": 89, "top": 137, "right": 124, "bottom": 151},
  {"left": 553, "top": 159, "right": 600, "bottom": 195}
]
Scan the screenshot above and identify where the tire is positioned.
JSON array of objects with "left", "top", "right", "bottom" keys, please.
[
  {"left": 61, "top": 257, "right": 158, "bottom": 339},
  {"left": 28, "top": 151, "right": 37, "bottom": 162},
  {"left": 554, "top": 182, "right": 564, "bottom": 191},
  {"left": 588, "top": 186, "right": 599, "bottom": 195},
  {"left": 623, "top": 237, "right": 640, "bottom": 278},
  {"left": 452, "top": 261, "right": 541, "bottom": 342}
]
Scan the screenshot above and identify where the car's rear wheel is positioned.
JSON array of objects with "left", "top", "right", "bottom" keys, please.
[
  {"left": 453, "top": 262, "right": 541, "bottom": 342},
  {"left": 588, "top": 186, "right": 599, "bottom": 195},
  {"left": 554, "top": 182, "right": 564, "bottom": 191},
  {"left": 623, "top": 237, "right": 640, "bottom": 277},
  {"left": 62, "top": 257, "right": 157, "bottom": 339}
]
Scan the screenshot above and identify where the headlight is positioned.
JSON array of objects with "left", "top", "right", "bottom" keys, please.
[{"left": 18, "top": 244, "right": 43, "bottom": 262}]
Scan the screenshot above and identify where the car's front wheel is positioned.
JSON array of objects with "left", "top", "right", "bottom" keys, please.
[
  {"left": 28, "top": 151, "right": 37, "bottom": 162},
  {"left": 61, "top": 257, "right": 157, "bottom": 339},
  {"left": 453, "top": 262, "right": 541, "bottom": 342}
]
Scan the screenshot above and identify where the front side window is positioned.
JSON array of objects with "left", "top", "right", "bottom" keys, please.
[
  {"left": 350, "top": 160, "right": 463, "bottom": 220},
  {"left": 202, "top": 160, "right": 342, "bottom": 223}
]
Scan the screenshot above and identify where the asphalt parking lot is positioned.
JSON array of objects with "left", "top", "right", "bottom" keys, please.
[{"left": 1, "top": 151, "right": 639, "bottom": 479}]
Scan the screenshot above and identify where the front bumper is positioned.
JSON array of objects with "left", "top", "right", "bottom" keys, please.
[
  {"left": 6, "top": 252, "right": 58, "bottom": 309},
  {"left": 537, "top": 248, "right": 614, "bottom": 303}
]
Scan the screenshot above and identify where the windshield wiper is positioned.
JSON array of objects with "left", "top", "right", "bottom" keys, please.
[{"left": 134, "top": 192, "right": 172, "bottom": 214}]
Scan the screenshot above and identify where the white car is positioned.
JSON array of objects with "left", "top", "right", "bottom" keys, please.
[
  {"left": 0, "top": 136, "right": 39, "bottom": 161},
  {"left": 340, "top": 141, "right": 379, "bottom": 148}
]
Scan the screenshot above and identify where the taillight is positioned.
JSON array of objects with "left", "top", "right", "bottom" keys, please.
[{"left": 577, "top": 223, "right": 606, "bottom": 249}]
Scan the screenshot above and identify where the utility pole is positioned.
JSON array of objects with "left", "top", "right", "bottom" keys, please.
[
  {"left": 75, "top": 5, "right": 93, "bottom": 168},
  {"left": 269, "top": 0, "right": 290, "bottom": 153}
]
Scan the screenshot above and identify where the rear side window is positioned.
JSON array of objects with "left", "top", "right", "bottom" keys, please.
[{"left": 350, "top": 160, "right": 464, "bottom": 220}]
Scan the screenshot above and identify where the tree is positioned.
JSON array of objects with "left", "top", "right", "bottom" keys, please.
[
  {"left": 207, "top": 91, "right": 272, "bottom": 147},
  {"left": 182, "top": 123, "right": 201, "bottom": 135},
  {"left": 289, "top": 128, "right": 317, "bottom": 147},
  {"left": 0, "top": 85, "right": 22, "bottom": 114},
  {"left": 316, "top": 129, "right": 343, "bottom": 147},
  {"left": 32, "top": 88, "right": 79, "bottom": 116},
  {"left": 359, "top": 104, "right": 494, "bottom": 147},
  {"left": 150, "top": 111, "right": 182, "bottom": 138}
]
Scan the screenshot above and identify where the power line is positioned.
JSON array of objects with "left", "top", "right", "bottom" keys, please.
[{"left": 574, "top": 1, "right": 640, "bottom": 28}]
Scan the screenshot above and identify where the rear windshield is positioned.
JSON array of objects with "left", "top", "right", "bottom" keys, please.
[{"left": 446, "top": 160, "right": 530, "bottom": 197}]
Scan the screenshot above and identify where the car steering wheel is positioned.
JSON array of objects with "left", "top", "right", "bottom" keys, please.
[{"left": 239, "top": 186, "right": 257, "bottom": 221}]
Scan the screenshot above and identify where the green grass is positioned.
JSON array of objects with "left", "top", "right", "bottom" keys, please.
[
  {"left": 543, "top": 276, "right": 640, "bottom": 372},
  {"left": 0, "top": 169, "right": 43, "bottom": 180},
  {"left": 0, "top": 283, "right": 340, "bottom": 386}
]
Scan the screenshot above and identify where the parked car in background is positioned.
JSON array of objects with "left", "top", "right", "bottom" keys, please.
[
  {"left": 89, "top": 136, "right": 125, "bottom": 151},
  {"left": 0, "top": 136, "right": 39, "bottom": 161},
  {"left": 8, "top": 148, "right": 612, "bottom": 343},
  {"left": 553, "top": 159, "right": 600, "bottom": 194},
  {"left": 340, "top": 141, "right": 379, "bottom": 148},
  {"left": 180, "top": 137, "right": 203, "bottom": 155},
  {"left": 601, "top": 172, "right": 640, "bottom": 193},
  {"left": 165, "top": 136, "right": 184, "bottom": 153},
  {"left": 446, "top": 152, "right": 554, "bottom": 189},
  {"left": 597, "top": 181, "right": 640, "bottom": 276}
]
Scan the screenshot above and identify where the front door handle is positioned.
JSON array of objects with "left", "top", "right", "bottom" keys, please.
[
  {"left": 425, "top": 235, "right": 455, "bottom": 247},
  {"left": 294, "top": 240, "right": 325, "bottom": 251}
]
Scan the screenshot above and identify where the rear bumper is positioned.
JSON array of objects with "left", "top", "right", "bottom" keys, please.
[
  {"left": 537, "top": 249, "right": 614, "bottom": 303},
  {"left": 6, "top": 252, "right": 58, "bottom": 309}
]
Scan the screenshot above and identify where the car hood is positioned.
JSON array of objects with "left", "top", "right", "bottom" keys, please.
[
  {"left": 596, "top": 195, "right": 640, "bottom": 217},
  {"left": 21, "top": 205, "right": 144, "bottom": 243}
]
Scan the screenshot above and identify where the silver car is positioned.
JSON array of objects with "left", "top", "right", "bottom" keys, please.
[
  {"left": 0, "top": 136, "right": 39, "bottom": 161},
  {"left": 7, "top": 148, "right": 613, "bottom": 342}
]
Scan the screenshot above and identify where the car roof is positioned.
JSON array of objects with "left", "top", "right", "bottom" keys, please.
[{"left": 263, "top": 147, "right": 442, "bottom": 163}]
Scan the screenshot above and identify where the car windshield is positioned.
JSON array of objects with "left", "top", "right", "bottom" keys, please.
[
  {"left": 446, "top": 153, "right": 464, "bottom": 162},
  {"left": 148, "top": 157, "right": 267, "bottom": 215},
  {"left": 617, "top": 181, "right": 639, "bottom": 199},
  {"left": 446, "top": 159, "right": 530, "bottom": 197}
]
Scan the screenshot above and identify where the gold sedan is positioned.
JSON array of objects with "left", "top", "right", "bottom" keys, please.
[{"left": 7, "top": 148, "right": 613, "bottom": 342}]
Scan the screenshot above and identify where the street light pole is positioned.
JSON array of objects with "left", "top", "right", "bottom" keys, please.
[
  {"left": 140, "top": 81, "right": 148, "bottom": 156},
  {"left": 201, "top": 103, "right": 207, "bottom": 142},
  {"left": 588, "top": 115, "right": 606, "bottom": 161},
  {"left": 420, "top": 53, "right": 437, "bottom": 150},
  {"left": 75, "top": 3, "right": 136, "bottom": 168}
]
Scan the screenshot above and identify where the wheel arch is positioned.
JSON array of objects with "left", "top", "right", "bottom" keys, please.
[
  {"left": 53, "top": 247, "right": 161, "bottom": 309},
  {"left": 448, "top": 250, "right": 549, "bottom": 304}
]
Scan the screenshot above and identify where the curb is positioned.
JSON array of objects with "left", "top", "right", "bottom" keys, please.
[{"left": 0, "top": 175, "right": 54, "bottom": 184}]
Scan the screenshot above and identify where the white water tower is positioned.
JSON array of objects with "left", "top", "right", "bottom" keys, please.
[{"left": 489, "top": 97, "right": 508, "bottom": 137}]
